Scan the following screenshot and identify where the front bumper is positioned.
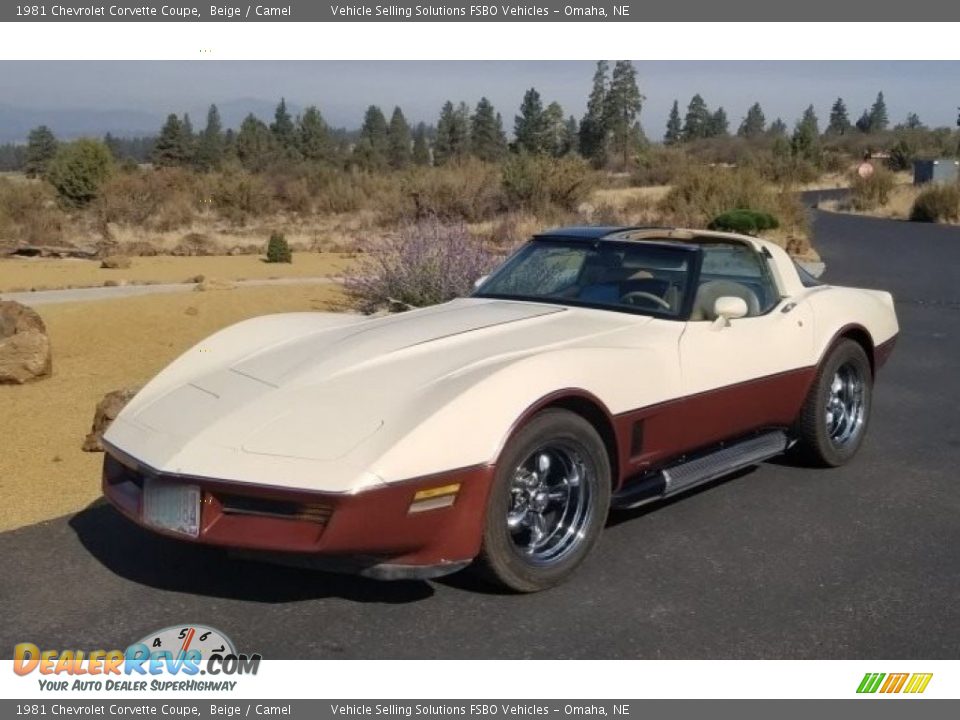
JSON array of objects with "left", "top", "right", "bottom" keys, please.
[{"left": 101, "top": 449, "right": 494, "bottom": 579}]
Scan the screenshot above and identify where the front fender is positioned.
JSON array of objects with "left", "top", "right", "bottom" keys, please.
[{"left": 369, "top": 345, "right": 681, "bottom": 484}]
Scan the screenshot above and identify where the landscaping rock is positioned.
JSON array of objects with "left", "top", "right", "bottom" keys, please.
[
  {"left": 82, "top": 386, "right": 141, "bottom": 452},
  {"left": 0, "top": 300, "right": 53, "bottom": 384}
]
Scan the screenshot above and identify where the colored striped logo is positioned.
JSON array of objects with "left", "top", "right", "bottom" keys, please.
[{"left": 857, "top": 672, "right": 933, "bottom": 694}]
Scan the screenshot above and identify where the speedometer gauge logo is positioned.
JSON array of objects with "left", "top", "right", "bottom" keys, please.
[{"left": 135, "top": 624, "right": 236, "bottom": 659}]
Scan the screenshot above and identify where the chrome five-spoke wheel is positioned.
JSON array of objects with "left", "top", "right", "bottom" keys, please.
[
  {"left": 507, "top": 443, "right": 593, "bottom": 566},
  {"left": 794, "top": 338, "right": 872, "bottom": 467},
  {"left": 825, "top": 362, "right": 866, "bottom": 447},
  {"left": 478, "top": 409, "right": 611, "bottom": 592}
]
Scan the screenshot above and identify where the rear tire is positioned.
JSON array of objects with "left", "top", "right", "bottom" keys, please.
[
  {"left": 793, "top": 339, "right": 872, "bottom": 467},
  {"left": 476, "top": 409, "right": 611, "bottom": 592}
]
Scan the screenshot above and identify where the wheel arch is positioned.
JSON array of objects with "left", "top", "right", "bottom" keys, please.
[
  {"left": 825, "top": 323, "right": 876, "bottom": 378},
  {"left": 499, "top": 389, "right": 622, "bottom": 491}
]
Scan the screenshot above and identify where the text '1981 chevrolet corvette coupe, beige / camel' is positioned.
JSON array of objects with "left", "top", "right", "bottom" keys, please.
[{"left": 102, "top": 227, "right": 898, "bottom": 591}]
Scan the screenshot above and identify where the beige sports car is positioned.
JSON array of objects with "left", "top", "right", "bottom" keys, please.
[{"left": 102, "top": 227, "right": 898, "bottom": 591}]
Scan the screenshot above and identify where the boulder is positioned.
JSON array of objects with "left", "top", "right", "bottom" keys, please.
[
  {"left": 0, "top": 301, "right": 52, "bottom": 384},
  {"left": 82, "top": 386, "right": 141, "bottom": 452}
]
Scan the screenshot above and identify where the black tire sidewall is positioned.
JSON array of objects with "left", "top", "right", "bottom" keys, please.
[
  {"left": 807, "top": 339, "right": 873, "bottom": 466},
  {"left": 479, "top": 409, "right": 612, "bottom": 592}
]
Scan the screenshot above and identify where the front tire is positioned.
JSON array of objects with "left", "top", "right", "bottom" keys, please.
[
  {"left": 476, "top": 409, "right": 611, "bottom": 592},
  {"left": 794, "top": 338, "right": 872, "bottom": 467}
]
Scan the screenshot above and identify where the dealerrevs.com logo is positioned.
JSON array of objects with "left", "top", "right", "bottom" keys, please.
[
  {"left": 13, "top": 625, "right": 261, "bottom": 692},
  {"left": 857, "top": 673, "right": 933, "bottom": 695}
]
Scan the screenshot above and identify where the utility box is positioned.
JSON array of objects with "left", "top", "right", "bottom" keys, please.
[{"left": 913, "top": 158, "right": 959, "bottom": 185}]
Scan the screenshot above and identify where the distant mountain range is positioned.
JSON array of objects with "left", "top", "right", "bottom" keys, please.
[{"left": 0, "top": 98, "right": 310, "bottom": 143}]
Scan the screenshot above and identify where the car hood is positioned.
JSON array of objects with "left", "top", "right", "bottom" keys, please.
[{"left": 109, "top": 299, "right": 645, "bottom": 490}]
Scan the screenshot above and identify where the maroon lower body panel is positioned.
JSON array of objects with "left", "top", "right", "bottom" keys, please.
[
  {"left": 612, "top": 367, "right": 817, "bottom": 481},
  {"left": 102, "top": 452, "right": 495, "bottom": 575}
]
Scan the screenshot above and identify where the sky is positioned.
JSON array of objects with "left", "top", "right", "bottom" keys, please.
[{"left": 0, "top": 60, "right": 958, "bottom": 138}]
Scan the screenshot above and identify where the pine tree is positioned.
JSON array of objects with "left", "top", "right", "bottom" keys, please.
[
  {"left": 434, "top": 102, "right": 458, "bottom": 166},
  {"left": 664, "top": 100, "right": 682, "bottom": 145},
  {"left": 543, "top": 102, "right": 567, "bottom": 157},
  {"left": 271, "top": 98, "right": 297, "bottom": 151},
  {"left": 24, "top": 125, "right": 58, "bottom": 178},
  {"left": 561, "top": 116, "right": 579, "bottom": 156},
  {"left": 603, "top": 60, "right": 644, "bottom": 168},
  {"left": 515, "top": 88, "right": 549, "bottom": 154},
  {"left": 903, "top": 112, "right": 924, "bottom": 130},
  {"left": 386, "top": 106, "right": 412, "bottom": 170},
  {"left": 180, "top": 113, "right": 196, "bottom": 164},
  {"left": 768, "top": 118, "right": 788, "bottom": 137},
  {"left": 152, "top": 114, "right": 188, "bottom": 167},
  {"left": 682, "top": 94, "right": 711, "bottom": 141},
  {"left": 298, "top": 106, "right": 332, "bottom": 163},
  {"left": 791, "top": 105, "right": 821, "bottom": 163},
  {"left": 855, "top": 109, "right": 872, "bottom": 133},
  {"left": 470, "top": 97, "right": 507, "bottom": 162},
  {"left": 235, "top": 113, "right": 277, "bottom": 171},
  {"left": 434, "top": 101, "right": 469, "bottom": 165},
  {"left": 868, "top": 92, "right": 889, "bottom": 132},
  {"left": 45, "top": 139, "right": 114, "bottom": 207},
  {"left": 195, "top": 104, "right": 224, "bottom": 171},
  {"left": 737, "top": 102, "right": 766, "bottom": 138},
  {"left": 826, "top": 98, "right": 851, "bottom": 136},
  {"left": 354, "top": 105, "right": 389, "bottom": 170},
  {"left": 412, "top": 122, "right": 431, "bottom": 166},
  {"left": 579, "top": 61, "right": 609, "bottom": 165},
  {"left": 707, "top": 107, "right": 729, "bottom": 137}
]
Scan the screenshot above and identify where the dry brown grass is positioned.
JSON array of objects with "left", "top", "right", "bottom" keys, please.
[
  {"left": 0, "top": 283, "right": 345, "bottom": 532},
  {"left": 0, "top": 252, "right": 353, "bottom": 292},
  {"left": 819, "top": 184, "right": 921, "bottom": 221}
]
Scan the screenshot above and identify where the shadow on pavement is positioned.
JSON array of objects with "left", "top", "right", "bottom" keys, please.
[{"left": 68, "top": 499, "right": 436, "bottom": 605}]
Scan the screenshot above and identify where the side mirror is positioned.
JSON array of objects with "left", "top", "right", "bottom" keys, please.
[
  {"left": 473, "top": 275, "right": 489, "bottom": 290},
  {"left": 712, "top": 296, "right": 748, "bottom": 329}
]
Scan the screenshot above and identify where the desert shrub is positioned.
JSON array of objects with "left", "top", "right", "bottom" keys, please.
[
  {"left": 502, "top": 154, "right": 596, "bottom": 213},
  {"left": 631, "top": 146, "right": 690, "bottom": 186},
  {"left": 395, "top": 160, "right": 504, "bottom": 222},
  {"left": 486, "top": 213, "right": 530, "bottom": 251},
  {"left": 659, "top": 166, "right": 808, "bottom": 237},
  {"left": 0, "top": 177, "right": 66, "bottom": 246},
  {"left": 344, "top": 219, "right": 495, "bottom": 314},
  {"left": 94, "top": 167, "right": 198, "bottom": 231},
  {"left": 267, "top": 173, "right": 313, "bottom": 214},
  {"left": 708, "top": 209, "right": 780, "bottom": 235},
  {"left": 909, "top": 184, "right": 960, "bottom": 223},
  {"left": 208, "top": 168, "right": 274, "bottom": 224},
  {"left": 849, "top": 165, "right": 896, "bottom": 211},
  {"left": 173, "top": 232, "right": 220, "bottom": 256},
  {"left": 265, "top": 232, "right": 292, "bottom": 263},
  {"left": 297, "top": 165, "right": 397, "bottom": 215},
  {"left": 45, "top": 139, "right": 114, "bottom": 207},
  {"left": 124, "top": 239, "right": 161, "bottom": 256},
  {"left": 759, "top": 155, "right": 822, "bottom": 185}
]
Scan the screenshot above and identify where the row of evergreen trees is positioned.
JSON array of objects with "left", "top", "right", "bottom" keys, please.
[
  {"left": 7, "top": 60, "right": 959, "bottom": 177},
  {"left": 664, "top": 91, "right": 912, "bottom": 145},
  {"left": 141, "top": 60, "right": 647, "bottom": 172}
]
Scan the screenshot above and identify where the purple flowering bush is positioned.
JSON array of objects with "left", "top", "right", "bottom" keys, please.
[{"left": 344, "top": 219, "right": 498, "bottom": 314}]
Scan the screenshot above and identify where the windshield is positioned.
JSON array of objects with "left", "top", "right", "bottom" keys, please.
[{"left": 474, "top": 239, "right": 695, "bottom": 318}]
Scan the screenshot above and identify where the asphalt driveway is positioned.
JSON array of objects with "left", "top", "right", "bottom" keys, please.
[{"left": 1, "top": 209, "right": 958, "bottom": 659}]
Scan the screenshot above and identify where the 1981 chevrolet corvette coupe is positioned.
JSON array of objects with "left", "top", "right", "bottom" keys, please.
[{"left": 102, "top": 227, "right": 898, "bottom": 591}]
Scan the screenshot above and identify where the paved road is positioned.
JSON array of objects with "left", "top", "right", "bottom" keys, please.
[
  {"left": 1, "top": 276, "right": 338, "bottom": 307},
  {"left": 2, "top": 211, "right": 959, "bottom": 659}
]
